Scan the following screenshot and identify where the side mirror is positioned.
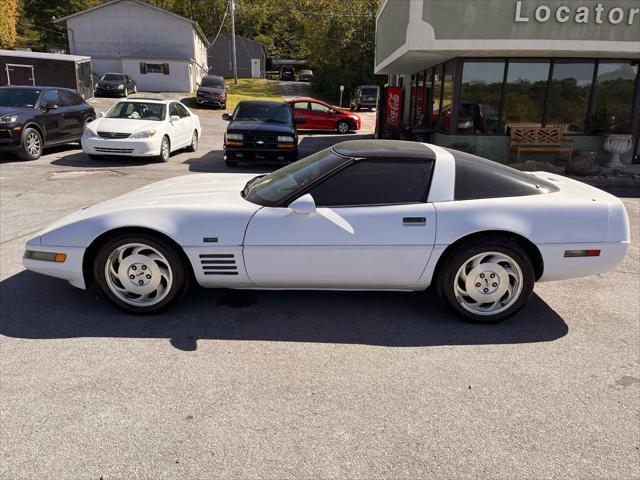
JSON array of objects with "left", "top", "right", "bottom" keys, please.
[
  {"left": 97, "top": 111, "right": 105, "bottom": 118},
  {"left": 45, "top": 102, "right": 58, "bottom": 111},
  {"left": 289, "top": 194, "right": 316, "bottom": 214},
  {"left": 222, "top": 113, "right": 231, "bottom": 121},
  {"left": 170, "top": 115, "right": 180, "bottom": 122},
  {"left": 294, "top": 116, "right": 305, "bottom": 125}
]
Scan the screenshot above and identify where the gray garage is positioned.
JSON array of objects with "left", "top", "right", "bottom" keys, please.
[{"left": 207, "top": 34, "right": 265, "bottom": 79}]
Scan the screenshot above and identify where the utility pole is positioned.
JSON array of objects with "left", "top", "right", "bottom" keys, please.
[{"left": 230, "top": 0, "right": 238, "bottom": 85}]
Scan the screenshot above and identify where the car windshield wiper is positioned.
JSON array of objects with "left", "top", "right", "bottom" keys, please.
[{"left": 241, "top": 174, "right": 266, "bottom": 197}]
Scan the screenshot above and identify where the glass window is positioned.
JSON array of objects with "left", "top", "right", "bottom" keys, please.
[
  {"left": 42, "top": 90, "right": 62, "bottom": 106},
  {"left": 106, "top": 102, "right": 165, "bottom": 121},
  {"left": 432, "top": 66, "right": 442, "bottom": 128},
  {"left": 458, "top": 61, "right": 505, "bottom": 135},
  {"left": 169, "top": 103, "right": 180, "bottom": 117},
  {"left": 503, "top": 61, "right": 550, "bottom": 131},
  {"left": 310, "top": 102, "right": 330, "bottom": 113},
  {"left": 58, "top": 89, "right": 83, "bottom": 106},
  {"left": 450, "top": 149, "right": 558, "bottom": 201},
  {"left": 291, "top": 102, "right": 309, "bottom": 111},
  {"left": 175, "top": 103, "right": 190, "bottom": 118},
  {"left": 437, "top": 61, "right": 456, "bottom": 132},
  {"left": 414, "top": 71, "right": 426, "bottom": 127},
  {"left": 233, "top": 102, "right": 293, "bottom": 123},
  {"left": 546, "top": 62, "right": 595, "bottom": 133},
  {"left": 589, "top": 62, "right": 638, "bottom": 134},
  {"left": 0, "top": 88, "right": 41, "bottom": 107},
  {"left": 308, "top": 159, "right": 433, "bottom": 207}
]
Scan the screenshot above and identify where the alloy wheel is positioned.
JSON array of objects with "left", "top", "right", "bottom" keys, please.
[{"left": 26, "top": 132, "right": 41, "bottom": 158}]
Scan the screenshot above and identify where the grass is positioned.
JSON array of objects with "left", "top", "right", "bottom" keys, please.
[{"left": 184, "top": 78, "right": 283, "bottom": 112}]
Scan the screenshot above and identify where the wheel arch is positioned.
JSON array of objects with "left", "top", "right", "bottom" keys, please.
[
  {"left": 433, "top": 230, "right": 544, "bottom": 281},
  {"left": 23, "top": 122, "right": 45, "bottom": 144},
  {"left": 82, "top": 226, "right": 195, "bottom": 287}
]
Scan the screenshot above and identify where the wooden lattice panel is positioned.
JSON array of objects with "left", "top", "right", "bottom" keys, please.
[{"left": 510, "top": 127, "right": 563, "bottom": 145}]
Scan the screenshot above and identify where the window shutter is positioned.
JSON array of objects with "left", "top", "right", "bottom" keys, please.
[{"left": 163, "top": 63, "right": 170, "bottom": 75}]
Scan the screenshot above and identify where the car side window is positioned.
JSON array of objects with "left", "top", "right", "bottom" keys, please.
[
  {"left": 306, "top": 159, "right": 433, "bottom": 207},
  {"left": 175, "top": 103, "right": 190, "bottom": 118},
  {"left": 169, "top": 103, "right": 180, "bottom": 117},
  {"left": 42, "top": 90, "right": 62, "bottom": 107},
  {"left": 58, "top": 90, "right": 82, "bottom": 106},
  {"left": 310, "top": 102, "right": 330, "bottom": 113},
  {"left": 292, "top": 102, "right": 309, "bottom": 110}
]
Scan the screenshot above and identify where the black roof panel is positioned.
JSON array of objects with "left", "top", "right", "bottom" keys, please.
[{"left": 332, "top": 140, "right": 436, "bottom": 160}]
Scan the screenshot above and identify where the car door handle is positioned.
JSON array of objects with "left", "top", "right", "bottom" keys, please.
[{"left": 403, "top": 217, "right": 426, "bottom": 225}]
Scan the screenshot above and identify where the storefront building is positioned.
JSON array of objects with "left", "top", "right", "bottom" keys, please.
[{"left": 375, "top": 0, "right": 640, "bottom": 164}]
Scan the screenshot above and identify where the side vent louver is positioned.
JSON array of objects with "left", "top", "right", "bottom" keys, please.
[{"left": 199, "top": 254, "right": 238, "bottom": 275}]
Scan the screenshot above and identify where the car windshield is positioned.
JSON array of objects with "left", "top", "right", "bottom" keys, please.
[
  {"left": 361, "top": 88, "right": 378, "bottom": 97},
  {"left": 201, "top": 77, "right": 224, "bottom": 88},
  {"left": 233, "top": 103, "right": 292, "bottom": 124},
  {"left": 102, "top": 74, "right": 125, "bottom": 81},
  {"left": 243, "top": 148, "right": 350, "bottom": 207},
  {"left": 106, "top": 102, "right": 165, "bottom": 121},
  {"left": 0, "top": 88, "right": 41, "bottom": 108}
]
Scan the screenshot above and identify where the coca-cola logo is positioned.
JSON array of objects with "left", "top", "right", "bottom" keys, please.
[{"left": 387, "top": 92, "right": 401, "bottom": 127}]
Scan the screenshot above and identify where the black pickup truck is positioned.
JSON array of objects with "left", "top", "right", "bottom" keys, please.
[{"left": 222, "top": 100, "right": 304, "bottom": 167}]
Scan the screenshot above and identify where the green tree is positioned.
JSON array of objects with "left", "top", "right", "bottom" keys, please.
[{"left": 0, "top": 0, "right": 19, "bottom": 49}]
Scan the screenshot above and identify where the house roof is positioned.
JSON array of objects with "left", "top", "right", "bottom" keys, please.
[
  {"left": 52, "top": 0, "right": 209, "bottom": 47},
  {"left": 209, "top": 33, "right": 264, "bottom": 50},
  {"left": 0, "top": 49, "right": 91, "bottom": 62}
]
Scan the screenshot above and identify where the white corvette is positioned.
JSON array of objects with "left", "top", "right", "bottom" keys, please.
[
  {"left": 82, "top": 98, "right": 201, "bottom": 162},
  {"left": 23, "top": 141, "right": 629, "bottom": 322}
]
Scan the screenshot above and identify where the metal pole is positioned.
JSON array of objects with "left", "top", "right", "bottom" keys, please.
[
  {"left": 230, "top": 0, "right": 238, "bottom": 85},
  {"left": 339, "top": 90, "right": 343, "bottom": 108}
]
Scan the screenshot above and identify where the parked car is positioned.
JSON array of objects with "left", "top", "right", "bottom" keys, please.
[
  {"left": 82, "top": 98, "right": 201, "bottom": 162},
  {"left": 279, "top": 66, "right": 295, "bottom": 81},
  {"left": 95, "top": 73, "right": 137, "bottom": 97},
  {"left": 196, "top": 75, "right": 227, "bottom": 109},
  {"left": 22, "top": 140, "right": 630, "bottom": 321},
  {"left": 222, "top": 100, "right": 302, "bottom": 166},
  {"left": 298, "top": 69, "right": 314, "bottom": 82},
  {"left": 350, "top": 85, "right": 379, "bottom": 111},
  {"left": 0, "top": 86, "right": 95, "bottom": 160},
  {"left": 287, "top": 98, "right": 360, "bottom": 133}
]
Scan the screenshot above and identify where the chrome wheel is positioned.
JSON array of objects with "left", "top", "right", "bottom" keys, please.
[
  {"left": 104, "top": 243, "right": 173, "bottom": 307},
  {"left": 453, "top": 251, "right": 523, "bottom": 316},
  {"left": 337, "top": 121, "right": 349, "bottom": 133},
  {"left": 25, "top": 132, "right": 41, "bottom": 157},
  {"left": 160, "top": 137, "right": 170, "bottom": 161}
]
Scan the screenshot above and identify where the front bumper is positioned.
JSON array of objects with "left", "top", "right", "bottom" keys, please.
[
  {"left": 224, "top": 144, "right": 298, "bottom": 163},
  {"left": 95, "top": 87, "right": 125, "bottom": 96},
  {"left": 82, "top": 134, "right": 163, "bottom": 157},
  {"left": 0, "top": 127, "right": 21, "bottom": 148},
  {"left": 196, "top": 95, "right": 225, "bottom": 106},
  {"left": 22, "top": 243, "right": 87, "bottom": 289}
]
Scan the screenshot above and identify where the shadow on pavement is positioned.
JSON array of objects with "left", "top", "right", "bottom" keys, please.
[{"left": 0, "top": 270, "right": 568, "bottom": 351}]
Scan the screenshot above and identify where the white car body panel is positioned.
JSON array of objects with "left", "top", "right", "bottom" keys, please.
[
  {"left": 23, "top": 143, "right": 630, "bottom": 294},
  {"left": 82, "top": 100, "right": 201, "bottom": 157}
]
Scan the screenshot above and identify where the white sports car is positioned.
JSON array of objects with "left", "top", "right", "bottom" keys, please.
[
  {"left": 23, "top": 141, "right": 630, "bottom": 322},
  {"left": 82, "top": 98, "right": 201, "bottom": 162}
]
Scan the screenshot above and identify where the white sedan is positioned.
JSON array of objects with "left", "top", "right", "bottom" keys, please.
[
  {"left": 23, "top": 140, "right": 630, "bottom": 323},
  {"left": 82, "top": 98, "right": 201, "bottom": 162}
]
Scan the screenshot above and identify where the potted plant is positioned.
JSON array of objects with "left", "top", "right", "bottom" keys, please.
[{"left": 588, "top": 113, "right": 633, "bottom": 168}]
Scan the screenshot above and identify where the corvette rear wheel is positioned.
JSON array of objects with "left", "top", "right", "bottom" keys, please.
[
  {"left": 436, "top": 237, "right": 535, "bottom": 323},
  {"left": 95, "top": 234, "right": 189, "bottom": 313}
]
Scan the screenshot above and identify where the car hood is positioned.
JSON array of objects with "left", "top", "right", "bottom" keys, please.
[
  {"left": 198, "top": 86, "right": 225, "bottom": 95},
  {"left": 0, "top": 106, "right": 34, "bottom": 117},
  {"left": 36, "top": 173, "right": 262, "bottom": 247},
  {"left": 89, "top": 117, "right": 162, "bottom": 134},
  {"left": 227, "top": 121, "right": 295, "bottom": 134}
]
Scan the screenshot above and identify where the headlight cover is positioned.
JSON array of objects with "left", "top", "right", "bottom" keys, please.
[
  {"left": 117, "top": 84, "right": 124, "bottom": 90},
  {"left": 0, "top": 114, "right": 18, "bottom": 124},
  {"left": 226, "top": 133, "right": 243, "bottom": 141},
  {"left": 277, "top": 135, "right": 294, "bottom": 143},
  {"left": 83, "top": 127, "right": 96, "bottom": 137},
  {"left": 131, "top": 129, "right": 157, "bottom": 139}
]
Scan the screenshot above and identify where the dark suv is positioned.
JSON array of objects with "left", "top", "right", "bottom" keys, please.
[
  {"left": 222, "top": 100, "right": 303, "bottom": 166},
  {"left": 95, "top": 73, "right": 137, "bottom": 97},
  {"left": 350, "top": 85, "right": 379, "bottom": 111},
  {"left": 279, "top": 67, "right": 295, "bottom": 81},
  {"left": 196, "top": 75, "right": 226, "bottom": 108},
  {"left": 0, "top": 86, "right": 95, "bottom": 160}
]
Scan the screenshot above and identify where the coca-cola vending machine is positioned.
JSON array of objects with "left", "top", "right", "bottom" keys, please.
[{"left": 375, "top": 85, "right": 403, "bottom": 139}]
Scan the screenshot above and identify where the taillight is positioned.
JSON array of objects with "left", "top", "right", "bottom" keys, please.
[{"left": 564, "top": 249, "right": 601, "bottom": 258}]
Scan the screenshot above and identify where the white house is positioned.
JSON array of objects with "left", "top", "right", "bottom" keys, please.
[{"left": 53, "top": 0, "right": 209, "bottom": 92}]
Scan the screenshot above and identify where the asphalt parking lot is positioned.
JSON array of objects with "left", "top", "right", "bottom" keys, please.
[{"left": 0, "top": 92, "right": 638, "bottom": 479}]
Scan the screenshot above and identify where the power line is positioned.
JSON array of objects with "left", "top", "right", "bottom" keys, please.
[{"left": 207, "top": 0, "right": 230, "bottom": 50}]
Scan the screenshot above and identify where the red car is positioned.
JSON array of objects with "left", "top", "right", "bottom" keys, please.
[{"left": 287, "top": 98, "right": 361, "bottom": 134}]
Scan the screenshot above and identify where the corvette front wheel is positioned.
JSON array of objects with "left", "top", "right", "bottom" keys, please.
[
  {"left": 94, "top": 234, "right": 189, "bottom": 313},
  {"left": 435, "top": 237, "right": 535, "bottom": 323}
]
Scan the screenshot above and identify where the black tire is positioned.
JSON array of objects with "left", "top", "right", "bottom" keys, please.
[
  {"left": 187, "top": 130, "right": 198, "bottom": 152},
  {"left": 336, "top": 120, "right": 350, "bottom": 134},
  {"left": 88, "top": 154, "right": 104, "bottom": 160},
  {"left": 435, "top": 236, "right": 535, "bottom": 323},
  {"left": 225, "top": 158, "right": 238, "bottom": 167},
  {"left": 94, "top": 233, "right": 190, "bottom": 314},
  {"left": 157, "top": 136, "right": 170, "bottom": 162},
  {"left": 18, "top": 127, "right": 43, "bottom": 160}
]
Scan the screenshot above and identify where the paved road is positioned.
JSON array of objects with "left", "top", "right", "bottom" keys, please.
[{"left": 0, "top": 96, "right": 638, "bottom": 479}]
